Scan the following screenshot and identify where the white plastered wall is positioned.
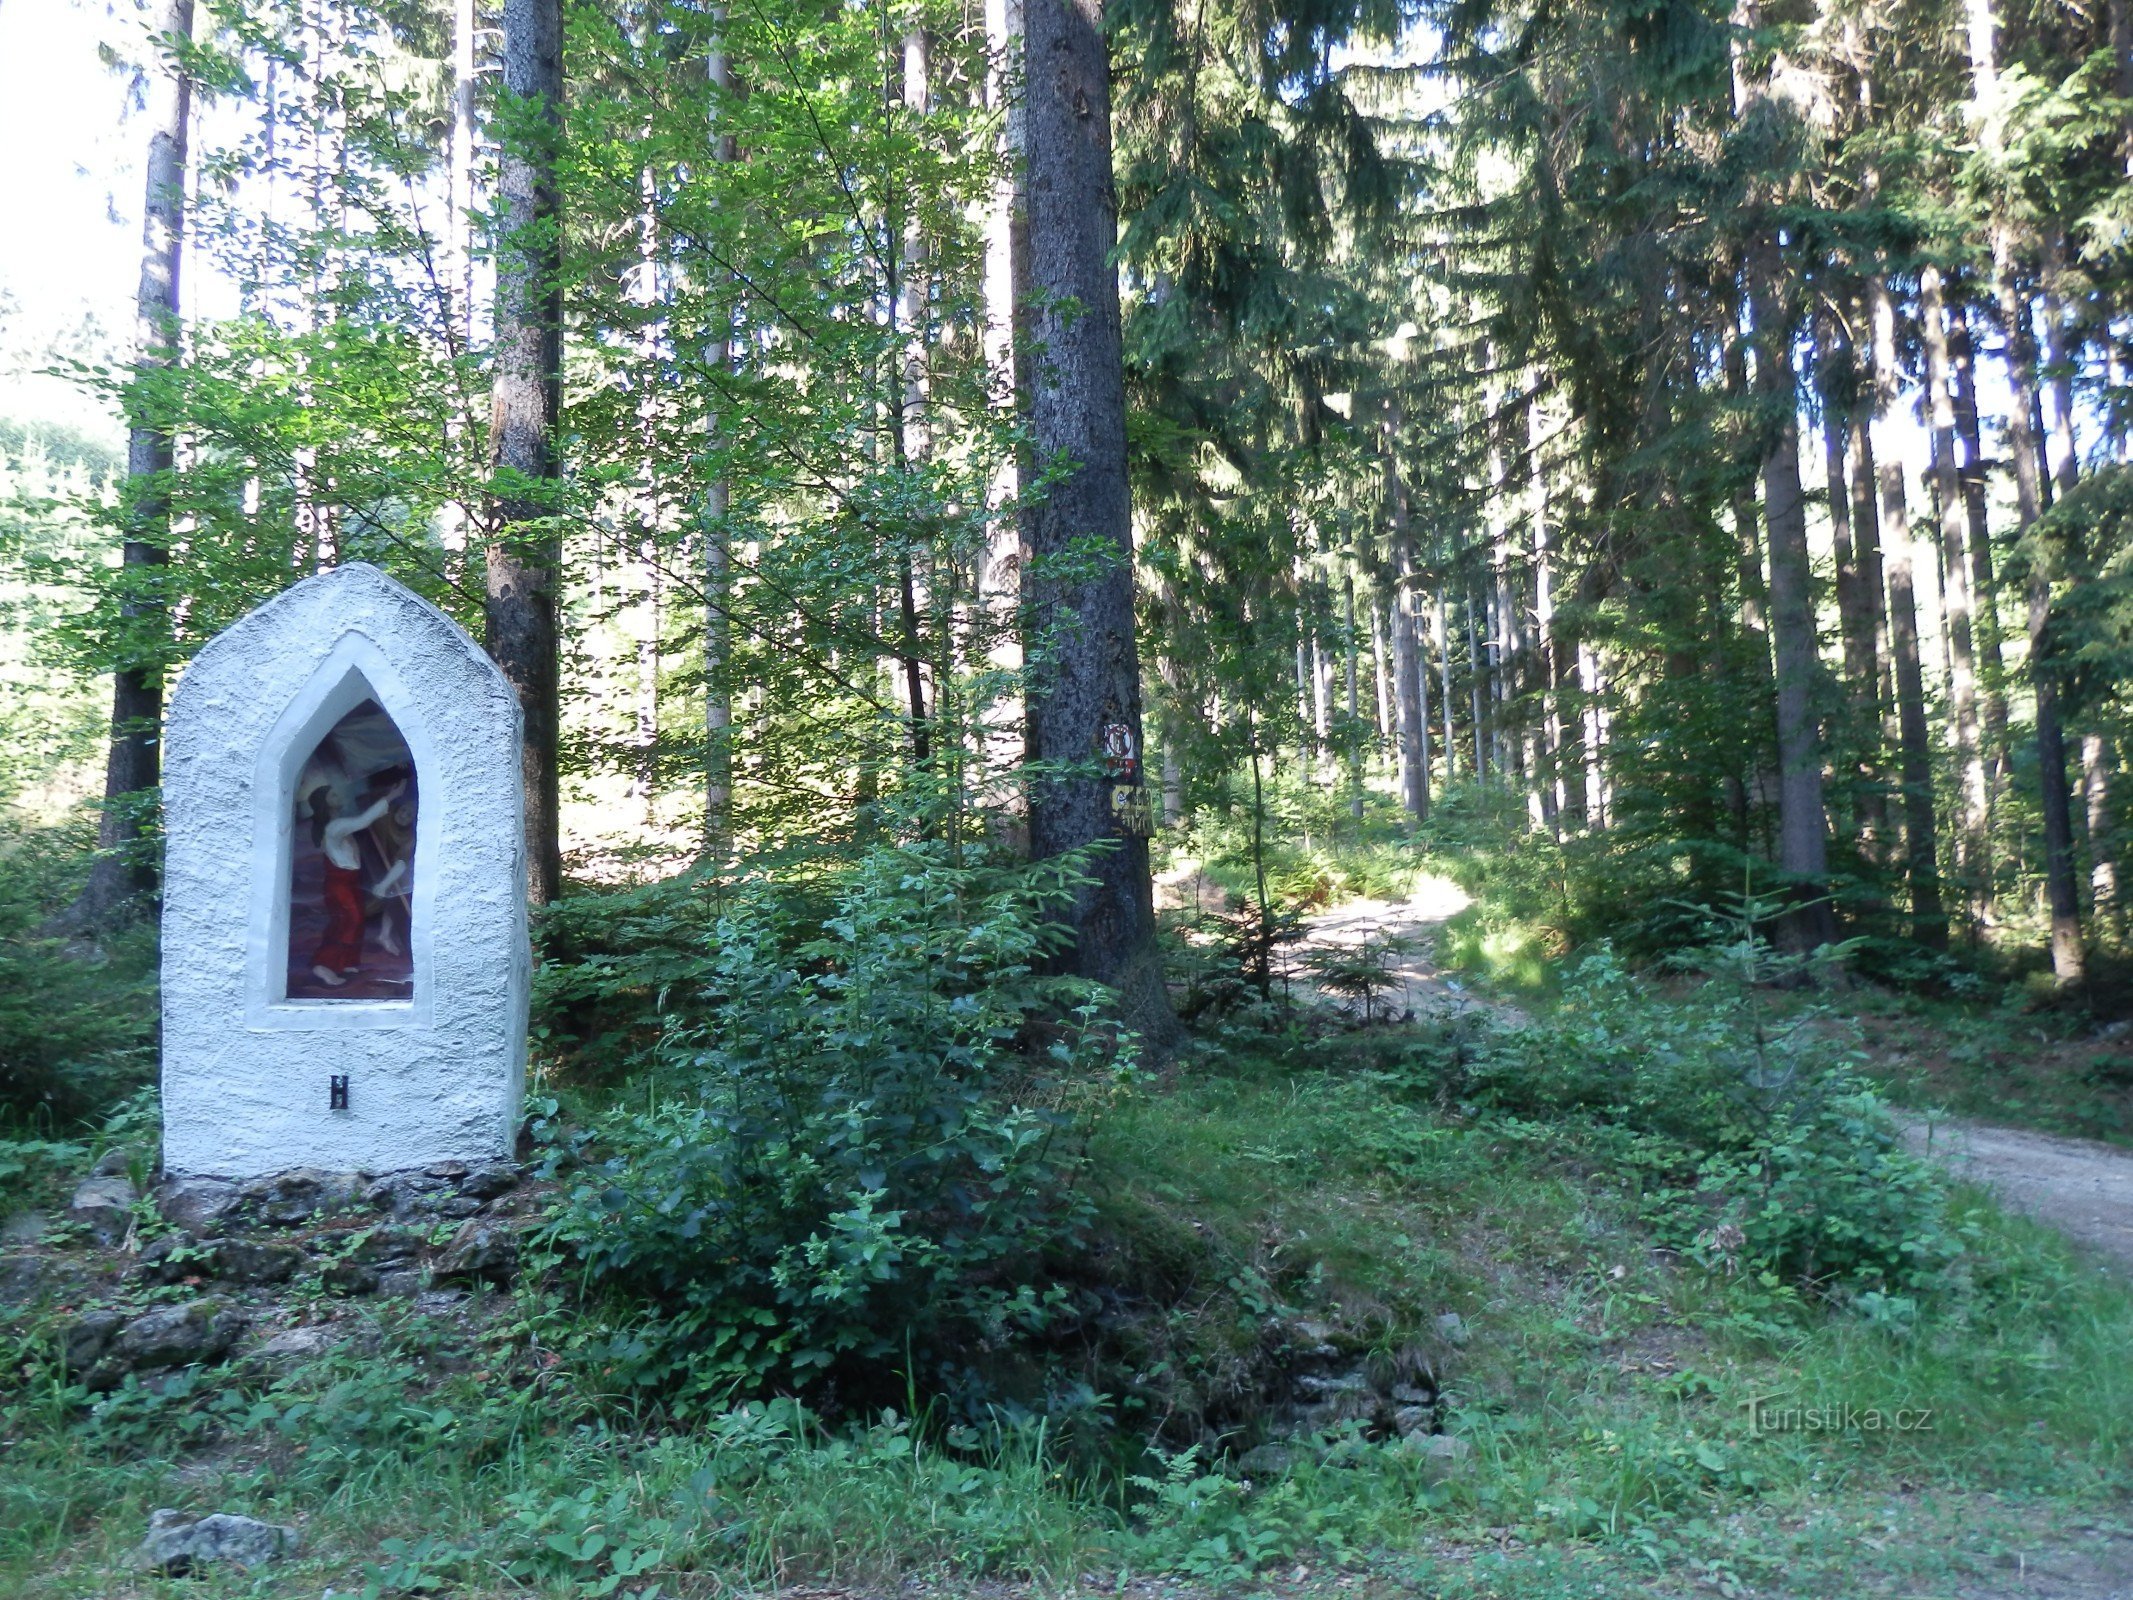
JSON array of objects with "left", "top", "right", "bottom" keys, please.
[{"left": 161, "top": 563, "right": 529, "bottom": 1178}]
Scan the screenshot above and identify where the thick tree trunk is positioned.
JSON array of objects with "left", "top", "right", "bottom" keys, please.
[
  {"left": 1020, "top": 0, "right": 1174, "bottom": 1041},
  {"left": 2003, "top": 274, "right": 2088, "bottom": 983},
  {"left": 488, "top": 0, "right": 565, "bottom": 906},
  {"left": 1819, "top": 322, "right": 1877, "bottom": 852},
  {"left": 1968, "top": 0, "right": 2083, "bottom": 982},
  {"left": 63, "top": 0, "right": 196, "bottom": 932},
  {"left": 1921, "top": 265, "right": 1989, "bottom": 890},
  {"left": 1871, "top": 275, "right": 1948, "bottom": 948},
  {"left": 1748, "top": 233, "right": 1836, "bottom": 949}
]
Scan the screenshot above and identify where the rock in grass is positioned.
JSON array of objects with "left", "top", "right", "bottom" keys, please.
[
  {"left": 154, "top": 1176, "right": 239, "bottom": 1238},
  {"left": 61, "top": 1308, "right": 128, "bottom": 1376},
  {"left": 68, "top": 1175, "right": 136, "bottom": 1246},
  {"left": 1, "top": 1210, "right": 49, "bottom": 1248},
  {"left": 1404, "top": 1431, "right": 1472, "bottom": 1479},
  {"left": 435, "top": 1220, "right": 518, "bottom": 1287},
  {"left": 457, "top": 1162, "right": 520, "bottom": 1201},
  {"left": 238, "top": 1168, "right": 365, "bottom": 1227},
  {"left": 248, "top": 1323, "right": 342, "bottom": 1373},
  {"left": 76, "top": 1299, "right": 248, "bottom": 1390},
  {"left": 210, "top": 1238, "right": 307, "bottom": 1285},
  {"left": 135, "top": 1509, "right": 299, "bottom": 1574}
]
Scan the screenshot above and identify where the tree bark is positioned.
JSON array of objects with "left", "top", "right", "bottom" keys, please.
[
  {"left": 701, "top": 17, "right": 739, "bottom": 854},
  {"left": 1964, "top": 0, "right": 2085, "bottom": 982},
  {"left": 63, "top": 0, "right": 196, "bottom": 931},
  {"left": 1019, "top": 0, "right": 1175, "bottom": 1041},
  {"left": 1578, "top": 639, "right": 1607, "bottom": 828},
  {"left": 1921, "top": 264, "right": 1989, "bottom": 891},
  {"left": 1747, "top": 231, "right": 1836, "bottom": 949},
  {"left": 2086, "top": 734, "right": 2117, "bottom": 922},
  {"left": 1530, "top": 403, "right": 1563, "bottom": 830},
  {"left": 1466, "top": 590, "right": 1486, "bottom": 779},
  {"left": 1343, "top": 569, "right": 1363, "bottom": 821},
  {"left": 1951, "top": 299, "right": 2011, "bottom": 797},
  {"left": 1435, "top": 591, "right": 1455, "bottom": 780},
  {"left": 2002, "top": 273, "right": 2087, "bottom": 983},
  {"left": 1871, "top": 274, "right": 1948, "bottom": 948},
  {"left": 1388, "top": 453, "right": 1428, "bottom": 825},
  {"left": 1368, "top": 592, "right": 1392, "bottom": 752},
  {"left": 488, "top": 0, "right": 565, "bottom": 906}
]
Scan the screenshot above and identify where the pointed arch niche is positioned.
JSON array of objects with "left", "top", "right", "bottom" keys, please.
[{"left": 247, "top": 634, "right": 438, "bottom": 1028}]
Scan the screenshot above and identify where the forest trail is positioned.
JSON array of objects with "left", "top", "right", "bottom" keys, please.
[
  {"left": 1900, "top": 1116, "right": 2133, "bottom": 1274},
  {"left": 1296, "top": 874, "right": 1522, "bottom": 1024},
  {"left": 1297, "top": 884, "right": 2133, "bottom": 1281}
]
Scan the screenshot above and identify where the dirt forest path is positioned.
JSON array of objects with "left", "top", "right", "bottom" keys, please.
[
  {"left": 1900, "top": 1116, "right": 2133, "bottom": 1274},
  {"left": 1292, "top": 873, "right": 1520, "bottom": 1025},
  {"left": 1294, "top": 883, "right": 2133, "bottom": 1279}
]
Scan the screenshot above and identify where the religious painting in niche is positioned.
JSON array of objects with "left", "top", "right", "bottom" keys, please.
[{"left": 285, "top": 698, "right": 418, "bottom": 1001}]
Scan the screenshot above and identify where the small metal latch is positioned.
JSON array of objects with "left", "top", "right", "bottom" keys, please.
[{"left": 329, "top": 1074, "right": 350, "bottom": 1111}]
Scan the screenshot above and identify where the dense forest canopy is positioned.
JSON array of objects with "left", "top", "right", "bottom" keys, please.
[
  {"left": 12, "top": 2, "right": 2133, "bottom": 1588},
  {"left": 4, "top": 0, "right": 2126, "bottom": 998}
]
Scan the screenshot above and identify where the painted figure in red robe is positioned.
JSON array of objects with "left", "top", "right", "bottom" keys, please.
[{"left": 303, "top": 776, "right": 407, "bottom": 988}]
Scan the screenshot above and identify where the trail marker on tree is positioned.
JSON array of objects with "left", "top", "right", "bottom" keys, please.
[{"left": 161, "top": 564, "right": 529, "bottom": 1179}]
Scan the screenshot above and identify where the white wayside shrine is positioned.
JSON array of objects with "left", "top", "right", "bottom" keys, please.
[{"left": 161, "top": 563, "right": 529, "bottom": 1179}]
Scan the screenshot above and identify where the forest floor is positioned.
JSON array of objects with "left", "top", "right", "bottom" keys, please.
[
  {"left": 1296, "top": 884, "right": 2133, "bottom": 1292},
  {"left": 10, "top": 868, "right": 2133, "bottom": 1599}
]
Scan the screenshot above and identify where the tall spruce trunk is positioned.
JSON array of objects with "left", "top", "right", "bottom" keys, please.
[
  {"left": 1965, "top": 0, "right": 2085, "bottom": 982},
  {"left": 888, "top": 23, "right": 931, "bottom": 772},
  {"left": 488, "top": 0, "right": 565, "bottom": 906},
  {"left": 1369, "top": 593, "right": 1392, "bottom": 752},
  {"left": 63, "top": 0, "right": 196, "bottom": 931},
  {"left": 1435, "top": 592, "right": 1455, "bottom": 780},
  {"left": 1529, "top": 404, "right": 1563, "bottom": 829},
  {"left": 1951, "top": 301, "right": 2011, "bottom": 795},
  {"left": 1019, "top": 0, "right": 1175, "bottom": 1041},
  {"left": 702, "top": 20, "right": 737, "bottom": 853},
  {"left": 1747, "top": 232, "right": 1836, "bottom": 948},
  {"left": 1871, "top": 274, "right": 1949, "bottom": 947},
  {"left": 1343, "top": 571, "right": 1363, "bottom": 821},
  {"left": 1388, "top": 453, "right": 1429, "bottom": 825},
  {"left": 2002, "top": 275, "right": 2088, "bottom": 982},
  {"left": 1920, "top": 265, "right": 1988, "bottom": 895}
]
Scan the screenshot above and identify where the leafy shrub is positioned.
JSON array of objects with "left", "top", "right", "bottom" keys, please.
[
  {"left": 0, "top": 822, "right": 156, "bottom": 1131},
  {"left": 539, "top": 840, "right": 1135, "bottom": 1414},
  {"left": 1454, "top": 906, "right": 1956, "bottom": 1298}
]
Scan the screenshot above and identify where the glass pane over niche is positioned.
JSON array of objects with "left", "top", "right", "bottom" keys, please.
[{"left": 286, "top": 697, "right": 418, "bottom": 1001}]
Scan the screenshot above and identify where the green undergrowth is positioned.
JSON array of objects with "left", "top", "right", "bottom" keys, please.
[
  {"left": 9, "top": 1018, "right": 2133, "bottom": 1596},
  {"left": 7, "top": 832, "right": 2133, "bottom": 1596}
]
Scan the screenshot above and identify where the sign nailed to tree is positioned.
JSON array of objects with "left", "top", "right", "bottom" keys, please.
[
  {"left": 1100, "top": 723, "right": 1138, "bottom": 780},
  {"left": 1110, "top": 784, "right": 1154, "bottom": 836}
]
